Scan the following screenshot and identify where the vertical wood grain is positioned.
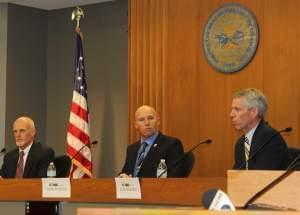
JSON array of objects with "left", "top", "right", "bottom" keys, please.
[{"left": 129, "top": 0, "right": 300, "bottom": 177}]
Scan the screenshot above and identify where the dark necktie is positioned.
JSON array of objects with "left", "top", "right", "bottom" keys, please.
[
  {"left": 134, "top": 142, "right": 147, "bottom": 176},
  {"left": 16, "top": 150, "right": 25, "bottom": 178}
]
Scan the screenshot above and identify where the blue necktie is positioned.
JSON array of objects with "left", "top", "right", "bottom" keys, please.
[{"left": 134, "top": 142, "right": 147, "bottom": 176}]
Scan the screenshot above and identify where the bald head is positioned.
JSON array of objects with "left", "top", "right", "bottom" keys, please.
[
  {"left": 135, "top": 105, "right": 160, "bottom": 139},
  {"left": 13, "top": 116, "right": 36, "bottom": 150}
]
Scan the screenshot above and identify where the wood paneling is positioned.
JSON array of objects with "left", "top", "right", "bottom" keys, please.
[{"left": 129, "top": 0, "right": 300, "bottom": 177}]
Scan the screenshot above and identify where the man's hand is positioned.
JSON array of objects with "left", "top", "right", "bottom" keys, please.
[{"left": 119, "top": 173, "right": 132, "bottom": 178}]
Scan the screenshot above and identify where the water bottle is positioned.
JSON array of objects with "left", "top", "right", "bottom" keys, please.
[
  {"left": 156, "top": 159, "right": 167, "bottom": 178},
  {"left": 47, "top": 162, "right": 56, "bottom": 178}
]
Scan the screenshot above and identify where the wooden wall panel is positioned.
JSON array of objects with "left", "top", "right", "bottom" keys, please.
[{"left": 129, "top": 0, "right": 300, "bottom": 177}]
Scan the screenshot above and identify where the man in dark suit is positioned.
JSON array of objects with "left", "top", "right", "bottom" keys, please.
[
  {"left": 231, "top": 88, "right": 287, "bottom": 170},
  {"left": 0, "top": 116, "right": 56, "bottom": 215},
  {"left": 1, "top": 116, "right": 54, "bottom": 178},
  {"left": 120, "top": 105, "right": 185, "bottom": 177}
]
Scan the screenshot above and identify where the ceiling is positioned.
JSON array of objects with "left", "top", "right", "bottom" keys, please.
[{"left": 0, "top": 0, "right": 114, "bottom": 10}]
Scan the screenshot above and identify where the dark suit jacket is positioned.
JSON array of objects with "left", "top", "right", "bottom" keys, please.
[
  {"left": 121, "top": 133, "right": 185, "bottom": 177},
  {"left": 233, "top": 120, "right": 288, "bottom": 170},
  {"left": 0, "top": 142, "right": 55, "bottom": 178}
]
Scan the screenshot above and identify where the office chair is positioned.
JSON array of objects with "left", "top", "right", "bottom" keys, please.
[
  {"left": 286, "top": 147, "right": 300, "bottom": 170},
  {"left": 54, "top": 155, "right": 72, "bottom": 177},
  {"left": 183, "top": 151, "right": 195, "bottom": 177}
]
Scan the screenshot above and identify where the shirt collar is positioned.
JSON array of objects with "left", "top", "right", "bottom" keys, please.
[
  {"left": 140, "top": 131, "right": 159, "bottom": 146},
  {"left": 19, "top": 142, "right": 33, "bottom": 155},
  {"left": 245, "top": 123, "right": 259, "bottom": 145}
]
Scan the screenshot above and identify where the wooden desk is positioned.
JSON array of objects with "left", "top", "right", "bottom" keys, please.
[
  {"left": 0, "top": 177, "right": 226, "bottom": 206},
  {"left": 77, "top": 207, "right": 300, "bottom": 215},
  {"left": 227, "top": 170, "right": 300, "bottom": 210}
]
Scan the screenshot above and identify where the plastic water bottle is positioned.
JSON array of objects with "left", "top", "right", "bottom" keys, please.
[
  {"left": 156, "top": 159, "right": 167, "bottom": 178},
  {"left": 47, "top": 162, "right": 56, "bottom": 178}
]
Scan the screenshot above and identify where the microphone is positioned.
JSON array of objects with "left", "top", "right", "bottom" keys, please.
[
  {"left": 0, "top": 147, "right": 5, "bottom": 153},
  {"left": 243, "top": 154, "right": 300, "bottom": 210},
  {"left": 70, "top": 140, "right": 98, "bottom": 161},
  {"left": 202, "top": 189, "right": 235, "bottom": 210},
  {"left": 238, "top": 127, "right": 292, "bottom": 169},
  {"left": 55, "top": 141, "right": 97, "bottom": 177},
  {"left": 157, "top": 139, "right": 212, "bottom": 178}
]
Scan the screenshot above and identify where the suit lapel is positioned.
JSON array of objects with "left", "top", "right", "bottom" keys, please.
[
  {"left": 250, "top": 121, "right": 265, "bottom": 155},
  {"left": 23, "top": 143, "right": 37, "bottom": 178},
  {"left": 140, "top": 133, "right": 162, "bottom": 167},
  {"left": 11, "top": 150, "right": 19, "bottom": 177}
]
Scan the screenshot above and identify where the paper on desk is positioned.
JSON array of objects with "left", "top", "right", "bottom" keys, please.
[
  {"left": 115, "top": 177, "right": 141, "bottom": 199},
  {"left": 42, "top": 178, "right": 71, "bottom": 198}
]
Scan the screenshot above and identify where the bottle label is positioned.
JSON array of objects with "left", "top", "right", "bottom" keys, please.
[{"left": 47, "top": 170, "right": 56, "bottom": 178}]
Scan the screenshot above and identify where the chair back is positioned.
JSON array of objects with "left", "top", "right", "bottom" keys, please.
[
  {"left": 286, "top": 147, "right": 300, "bottom": 170},
  {"left": 183, "top": 151, "right": 195, "bottom": 177},
  {"left": 54, "top": 155, "right": 71, "bottom": 177}
]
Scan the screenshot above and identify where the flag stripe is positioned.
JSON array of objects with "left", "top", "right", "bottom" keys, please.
[
  {"left": 67, "top": 133, "right": 92, "bottom": 161},
  {"left": 67, "top": 146, "right": 92, "bottom": 168},
  {"left": 69, "top": 112, "right": 89, "bottom": 135},
  {"left": 71, "top": 101, "right": 88, "bottom": 122},
  {"left": 72, "top": 91, "right": 88, "bottom": 111},
  {"left": 67, "top": 124, "right": 90, "bottom": 145}
]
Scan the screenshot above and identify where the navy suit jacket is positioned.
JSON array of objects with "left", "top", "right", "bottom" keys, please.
[
  {"left": 233, "top": 120, "right": 288, "bottom": 170},
  {"left": 0, "top": 142, "right": 54, "bottom": 178},
  {"left": 121, "top": 133, "right": 185, "bottom": 177}
]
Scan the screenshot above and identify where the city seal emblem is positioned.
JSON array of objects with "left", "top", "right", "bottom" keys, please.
[{"left": 203, "top": 3, "right": 259, "bottom": 73}]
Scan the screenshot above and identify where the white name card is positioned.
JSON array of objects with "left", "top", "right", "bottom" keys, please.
[
  {"left": 42, "top": 178, "right": 71, "bottom": 198},
  {"left": 115, "top": 177, "right": 141, "bottom": 199}
]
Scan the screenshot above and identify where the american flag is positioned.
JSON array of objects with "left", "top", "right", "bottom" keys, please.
[{"left": 66, "top": 31, "right": 92, "bottom": 178}]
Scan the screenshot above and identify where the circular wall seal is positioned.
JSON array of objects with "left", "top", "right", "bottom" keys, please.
[{"left": 203, "top": 3, "right": 259, "bottom": 73}]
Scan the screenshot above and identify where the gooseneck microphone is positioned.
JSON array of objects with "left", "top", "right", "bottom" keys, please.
[
  {"left": 157, "top": 139, "right": 212, "bottom": 178},
  {"left": 243, "top": 153, "right": 300, "bottom": 210},
  {"left": 238, "top": 127, "right": 292, "bottom": 169},
  {"left": 0, "top": 147, "right": 5, "bottom": 153},
  {"left": 70, "top": 140, "right": 98, "bottom": 161}
]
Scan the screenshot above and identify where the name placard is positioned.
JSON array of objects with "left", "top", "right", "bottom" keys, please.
[
  {"left": 42, "top": 178, "right": 71, "bottom": 198},
  {"left": 115, "top": 177, "right": 141, "bottom": 199}
]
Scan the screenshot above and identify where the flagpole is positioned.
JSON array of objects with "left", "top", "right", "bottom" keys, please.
[{"left": 67, "top": 6, "right": 93, "bottom": 178}]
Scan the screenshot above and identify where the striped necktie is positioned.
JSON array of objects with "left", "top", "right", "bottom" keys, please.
[
  {"left": 16, "top": 150, "right": 25, "bottom": 178},
  {"left": 134, "top": 142, "right": 147, "bottom": 176},
  {"left": 244, "top": 136, "right": 250, "bottom": 170}
]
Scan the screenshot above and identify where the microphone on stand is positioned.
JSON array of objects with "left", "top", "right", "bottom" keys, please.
[
  {"left": 157, "top": 139, "right": 212, "bottom": 178},
  {"left": 55, "top": 141, "right": 98, "bottom": 177},
  {"left": 238, "top": 127, "right": 292, "bottom": 169},
  {"left": 70, "top": 140, "right": 98, "bottom": 161},
  {"left": 0, "top": 147, "right": 5, "bottom": 154}
]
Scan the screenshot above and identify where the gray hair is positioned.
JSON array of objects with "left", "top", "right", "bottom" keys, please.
[{"left": 233, "top": 88, "right": 268, "bottom": 118}]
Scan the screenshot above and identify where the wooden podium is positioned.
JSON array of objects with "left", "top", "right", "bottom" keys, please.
[{"left": 227, "top": 170, "right": 300, "bottom": 210}]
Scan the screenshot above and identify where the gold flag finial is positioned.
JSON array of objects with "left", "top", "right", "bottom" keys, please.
[{"left": 71, "top": 7, "right": 84, "bottom": 30}]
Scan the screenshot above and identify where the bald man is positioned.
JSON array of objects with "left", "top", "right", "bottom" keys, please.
[
  {"left": 120, "top": 105, "right": 185, "bottom": 178},
  {"left": 0, "top": 116, "right": 54, "bottom": 178}
]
